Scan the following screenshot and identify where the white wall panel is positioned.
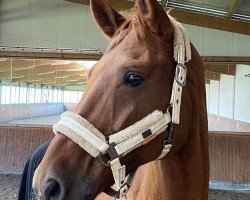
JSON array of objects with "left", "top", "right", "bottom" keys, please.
[
  {"left": 209, "top": 80, "right": 220, "bottom": 115},
  {"left": 0, "top": 0, "right": 249, "bottom": 56},
  {"left": 29, "top": 0, "right": 58, "bottom": 43},
  {"left": 0, "top": 34, "right": 32, "bottom": 47},
  {"left": 57, "top": 0, "right": 86, "bottom": 48},
  {"left": 219, "top": 75, "right": 235, "bottom": 118},
  {"left": 0, "top": 0, "right": 29, "bottom": 39},
  {"left": 234, "top": 65, "right": 250, "bottom": 123},
  {"left": 81, "top": 5, "right": 109, "bottom": 53},
  {"left": 205, "top": 84, "right": 210, "bottom": 111},
  {"left": 0, "top": 0, "right": 109, "bottom": 52},
  {"left": 232, "top": 33, "right": 250, "bottom": 57},
  {"left": 183, "top": 24, "right": 250, "bottom": 57},
  {"left": 201, "top": 28, "right": 232, "bottom": 56},
  {"left": 207, "top": 66, "right": 250, "bottom": 123}
]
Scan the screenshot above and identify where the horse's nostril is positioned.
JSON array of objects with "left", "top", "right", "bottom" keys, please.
[{"left": 44, "top": 179, "right": 63, "bottom": 200}]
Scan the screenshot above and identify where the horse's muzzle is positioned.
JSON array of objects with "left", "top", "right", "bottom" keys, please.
[
  {"left": 33, "top": 173, "right": 97, "bottom": 200},
  {"left": 33, "top": 177, "right": 65, "bottom": 200},
  {"left": 43, "top": 178, "right": 64, "bottom": 200}
]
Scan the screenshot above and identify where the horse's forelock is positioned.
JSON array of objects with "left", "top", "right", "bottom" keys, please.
[
  {"left": 107, "top": 14, "right": 151, "bottom": 52},
  {"left": 112, "top": 9, "right": 172, "bottom": 47}
]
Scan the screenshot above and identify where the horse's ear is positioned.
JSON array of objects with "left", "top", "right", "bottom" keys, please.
[
  {"left": 90, "top": 0, "right": 126, "bottom": 38},
  {"left": 135, "top": 0, "right": 172, "bottom": 38}
]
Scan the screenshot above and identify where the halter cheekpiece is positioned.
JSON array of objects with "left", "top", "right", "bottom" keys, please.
[{"left": 53, "top": 15, "right": 191, "bottom": 200}]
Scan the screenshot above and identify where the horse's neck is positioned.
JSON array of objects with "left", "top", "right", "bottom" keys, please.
[
  {"left": 97, "top": 132, "right": 209, "bottom": 200},
  {"left": 128, "top": 134, "right": 209, "bottom": 200},
  {"left": 128, "top": 89, "right": 209, "bottom": 200}
]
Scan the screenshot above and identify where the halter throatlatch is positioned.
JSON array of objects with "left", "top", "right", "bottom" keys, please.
[{"left": 53, "top": 15, "right": 191, "bottom": 200}]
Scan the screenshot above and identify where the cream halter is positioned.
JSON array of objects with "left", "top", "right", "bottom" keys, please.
[{"left": 53, "top": 15, "right": 191, "bottom": 200}]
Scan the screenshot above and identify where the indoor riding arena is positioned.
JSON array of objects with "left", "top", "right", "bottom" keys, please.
[{"left": 0, "top": 0, "right": 249, "bottom": 200}]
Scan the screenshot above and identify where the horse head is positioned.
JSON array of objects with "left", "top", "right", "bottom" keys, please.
[{"left": 32, "top": 0, "right": 201, "bottom": 199}]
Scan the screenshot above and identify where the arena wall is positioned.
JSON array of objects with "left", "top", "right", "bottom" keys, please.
[{"left": 0, "top": 126, "right": 249, "bottom": 182}]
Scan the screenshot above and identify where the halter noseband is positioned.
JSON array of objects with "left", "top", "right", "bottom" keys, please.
[{"left": 53, "top": 16, "right": 190, "bottom": 199}]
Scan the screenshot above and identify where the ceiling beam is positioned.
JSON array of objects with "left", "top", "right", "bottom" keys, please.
[
  {"left": 202, "top": 56, "right": 250, "bottom": 64},
  {"left": 0, "top": 71, "right": 11, "bottom": 79},
  {"left": 0, "top": 58, "right": 81, "bottom": 71},
  {"left": 33, "top": 63, "right": 83, "bottom": 73},
  {"left": 34, "top": 60, "right": 71, "bottom": 66},
  {"left": 0, "top": 59, "right": 11, "bottom": 70},
  {"left": 205, "top": 79, "right": 210, "bottom": 84},
  {"left": 0, "top": 58, "right": 88, "bottom": 83},
  {"left": 0, "top": 51, "right": 103, "bottom": 60},
  {"left": 11, "top": 59, "right": 71, "bottom": 69},
  {"left": 205, "top": 71, "right": 220, "bottom": 81},
  {"left": 66, "top": 0, "right": 250, "bottom": 35},
  {"left": 10, "top": 72, "right": 87, "bottom": 81},
  {"left": 0, "top": 69, "right": 87, "bottom": 80},
  {"left": 2, "top": 51, "right": 250, "bottom": 64},
  {"left": 226, "top": 0, "right": 242, "bottom": 18},
  {"left": 205, "top": 64, "right": 236, "bottom": 75},
  {"left": 54, "top": 71, "right": 87, "bottom": 77},
  {"left": 12, "top": 76, "right": 87, "bottom": 85},
  {"left": 168, "top": 8, "right": 250, "bottom": 35}
]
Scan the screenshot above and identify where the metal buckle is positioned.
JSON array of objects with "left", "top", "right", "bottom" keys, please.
[
  {"left": 175, "top": 63, "right": 187, "bottom": 87},
  {"left": 98, "top": 143, "right": 119, "bottom": 167},
  {"left": 164, "top": 137, "right": 173, "bottom": 146},
  {"left": 105, "top": 172, "right": 135, "bottom": 200},
  {"left": 109, "top": 184, "right": 127, "bottom": 200},
  {"left": 120, "top": 183, "right": 129, "bottom": 195}
]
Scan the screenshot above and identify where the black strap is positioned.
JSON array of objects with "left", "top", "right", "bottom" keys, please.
[
  {"left": 104, "top": 171, "right": 136, "bottom": 199},
  {"left": 127, "top": 171, "right": 136, "bottom": 185},
  {"left": 165, "top": 105, "right": 174, "bottom": 145},
  {"left": 104, "top": 187, "right": 119, "bottom": 199}
]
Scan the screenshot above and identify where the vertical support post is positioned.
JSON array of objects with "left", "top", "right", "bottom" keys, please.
[
  {"left": 0, "top": 83, "right": 2, "bottom": 105},
  {"left": 233, "top": 72, "right": 236, "bottom": 119},
  {"left": 10, "top": 84, "right": 12, "bottom": 104},
  {"left": 34, "top": 85, "right": 37, "bottom": 104},
  {"left": 52, "top": 87, "right": 54, "bottom": 103},
  {"left": 41, "top": 86, "right": 43, "bottom": 103},
  {"left": 62, "top": 88, "right": 64, "bottom": 103},
  {"left": 26, "top": 86, "right": 29, "bottom": 104}
]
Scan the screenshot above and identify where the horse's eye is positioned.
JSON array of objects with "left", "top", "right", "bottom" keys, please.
[{"left": 124, "top": 72, "right": 144, "bottom": 87}]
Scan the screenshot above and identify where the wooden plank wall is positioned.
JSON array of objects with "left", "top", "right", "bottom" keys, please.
[
  {"left": 209, "top": 132, "right": 250, "bottom": 182},
  {"left": 0, "top": 126, "right": 249, "bottom": 182},
  {"left": 0, "top": 126, "right": 54, "bottom": 172}
]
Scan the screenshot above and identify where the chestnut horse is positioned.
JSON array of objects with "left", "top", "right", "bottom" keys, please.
[{"left": 33, "top": 0, "right": 209, "bottom": 199}]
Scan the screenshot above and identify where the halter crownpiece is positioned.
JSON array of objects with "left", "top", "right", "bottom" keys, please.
[{"left": 53, "top": 15, "right": 191, "bottom": 200}]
